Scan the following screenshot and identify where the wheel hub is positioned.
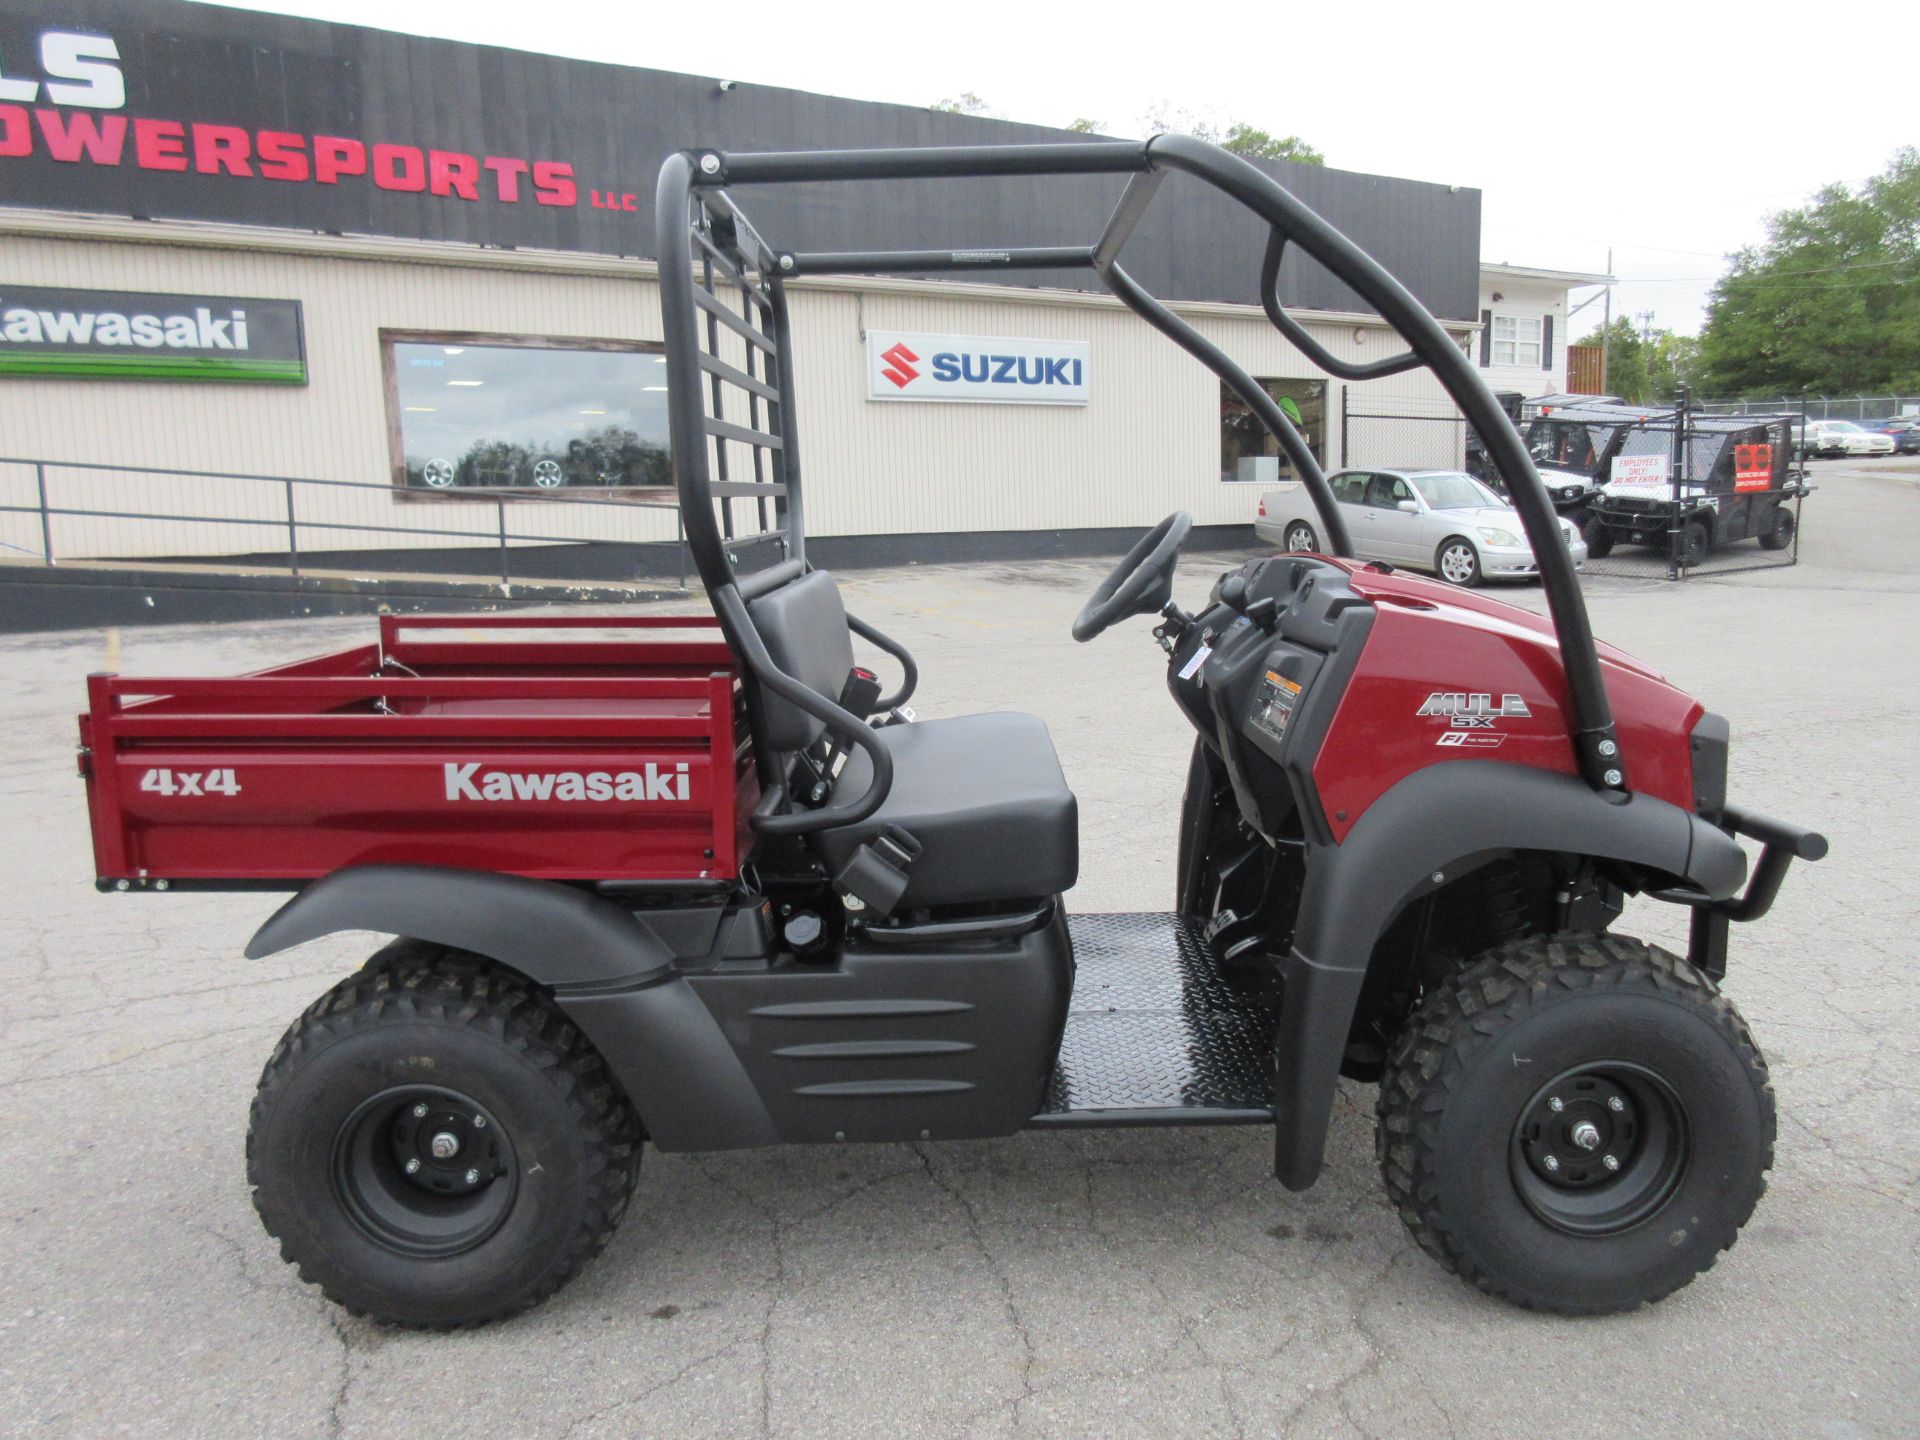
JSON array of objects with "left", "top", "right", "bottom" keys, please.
[
  {"left": 1518, "top": 1074, "right": 1634, "bottom": 1188},
  {"left": 333, "top": 1085, "right": 519, "bottom": 1257},
  {"left": 1510, "top": 1062, "right": 1690, "bottom": 1236}
]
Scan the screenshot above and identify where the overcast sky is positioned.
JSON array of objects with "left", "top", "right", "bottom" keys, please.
[{"left": 210, "top": 0, "right": 1908, "bottom": 339}]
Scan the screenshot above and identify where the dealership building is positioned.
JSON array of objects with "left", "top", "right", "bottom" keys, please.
[{"left": 0, "top": 0, "right": 1485, "bottom": 607}]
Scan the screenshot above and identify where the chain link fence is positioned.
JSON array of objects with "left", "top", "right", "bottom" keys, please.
[{"left": 1698, "top": 394, "right": 1920, "bottom": 423}]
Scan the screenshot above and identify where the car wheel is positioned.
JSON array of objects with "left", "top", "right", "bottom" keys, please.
[
  {"left": 1757, "top": 506, "right": 1795, "bottom": 552},
  {"left": 1283, "top": 521, "right": 1317, "bottom": 553},
  {"left": 1435, "top": 537, "right": 1481, "bottom": 586},
  {"left": 422, "top": 458, "right": 457, "bottom": 489},
  {"left": 1377, "top": 933, "right": 1774, "bottom": 1314},
  {"left": 532, "top": 460, "right": 565, "bottom": 489}
]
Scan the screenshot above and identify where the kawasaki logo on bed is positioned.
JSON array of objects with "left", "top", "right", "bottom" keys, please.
[
  {"left": 866, "top": 330, "right": 1090, "bottom": 405},
  {"left": 0, "top": 284, "right": 306, "bottom": 383},
  {"left": 443, "top": 762, "right": 691, "bottom": 803}
]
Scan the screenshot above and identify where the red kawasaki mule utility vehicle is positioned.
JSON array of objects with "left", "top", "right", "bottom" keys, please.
[{"left": 79, "top": 137, "right": 1825, "bottom": 1327}]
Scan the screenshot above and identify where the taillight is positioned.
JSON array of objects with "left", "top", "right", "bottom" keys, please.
[{"left": 1257, "top": 499, "right": 1267, "bottom": 516}]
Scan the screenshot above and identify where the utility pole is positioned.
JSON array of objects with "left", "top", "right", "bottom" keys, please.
[{"left": 1600, "top": 246, "right": 1612, "bottom": 393}]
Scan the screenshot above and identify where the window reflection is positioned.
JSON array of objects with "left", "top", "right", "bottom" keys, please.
[{"left": 388, "top": 337, "right": 672, "bottom": 493}]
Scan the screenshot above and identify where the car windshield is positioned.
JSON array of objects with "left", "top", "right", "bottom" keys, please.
[
  {"left": 1824, "top": 421, "right": 1863, "bottom": 433},
  {"left": 1410, "top": 472, "right": 1502, "bottom": 511}
]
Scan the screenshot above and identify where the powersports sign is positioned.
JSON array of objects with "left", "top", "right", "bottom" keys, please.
[
  {"left": 0, "top": 283, "right": 305, "bottom": 382},
  {"left": 866, "top": 331, "right": 1091, "bottom": 406}
]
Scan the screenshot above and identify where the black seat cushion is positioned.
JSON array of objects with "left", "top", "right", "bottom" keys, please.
[{"left": 817, "top": 712, "right": 1079, "bottom": 909}]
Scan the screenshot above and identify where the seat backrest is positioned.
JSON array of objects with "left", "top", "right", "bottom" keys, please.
[{"left": 744, "top": 569, "right": 855, "bottom": 752}]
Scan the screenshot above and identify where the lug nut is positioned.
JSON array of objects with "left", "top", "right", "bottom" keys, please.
[
  {"left": 1603, "top": 1154, "right": 1621, "bottom": 1172},
  {"left": 1607, "top": 1096, "right": 1625, "bottom": 1113},
  {"left": 473, "top": 1115, "right": 486, "bottom": 1129},
  {"left": 464, "top": 1168, "right": 481, "bottom": 1185},
  {"left": 1548, "top": 1097, "right": 1564, "bottom": 1113},
  {"left": 412, "top": 1102, "right": 429, "bottom": 1118},
  {"left": 405, "top": 1158, "right": 422, "bottom": 1175},
  {"left": 1544, "top": 1155, "right": 1560, "bottom": 1172}
]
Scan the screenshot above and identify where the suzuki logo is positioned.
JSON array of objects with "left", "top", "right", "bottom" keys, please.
[{"left": 879, "top": 342, "right": 920, "bottom": 389}]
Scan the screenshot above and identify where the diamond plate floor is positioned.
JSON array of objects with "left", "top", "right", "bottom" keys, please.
[{"left": 1035, "top": 912, "right": 1281, "bottom": 1123}]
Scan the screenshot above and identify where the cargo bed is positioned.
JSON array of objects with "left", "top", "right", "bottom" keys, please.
[{"left": 79, "top": 614, "right": 752, "bottom": 890}]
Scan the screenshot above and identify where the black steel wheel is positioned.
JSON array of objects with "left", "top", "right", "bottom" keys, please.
[
  {"left": 1758, "top": 506, "right": 1796, "bottom": 551},
  {"left": 248, "top": 945, "right": 641, "bottom": 1328},
  {"left": 1377, "top": 933, "right": 1774, "bottom": 1314}
]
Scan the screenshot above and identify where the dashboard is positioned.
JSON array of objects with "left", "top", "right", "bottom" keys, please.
[{"left": 1166, "top": 556, "right": 1376, "bottom": 843}]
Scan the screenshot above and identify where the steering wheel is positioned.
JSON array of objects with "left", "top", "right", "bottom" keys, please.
[{"left": 1072, "top": 511, "right": 1193, "bottom": 642}]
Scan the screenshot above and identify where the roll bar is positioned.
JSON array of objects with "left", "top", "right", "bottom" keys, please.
[{"left": 656, "top": 135, "right": 1628, "bottom": 812}]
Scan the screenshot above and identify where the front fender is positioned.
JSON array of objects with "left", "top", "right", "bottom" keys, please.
[{"left": 1272, "top": 761, "right": 1747, "bottom": 1190}]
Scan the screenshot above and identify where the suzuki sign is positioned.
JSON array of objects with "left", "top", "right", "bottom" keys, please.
[{"left": 866, "top": 330, "right": 1090, "bottom": 406}]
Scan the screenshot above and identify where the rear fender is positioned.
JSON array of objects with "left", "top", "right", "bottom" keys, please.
[
  {"left": 247, "top": 865, "right": 779, "bottom": 1150},
  {"left": 1272, "top": 761, "right": 1745, "bottom": 1191}
]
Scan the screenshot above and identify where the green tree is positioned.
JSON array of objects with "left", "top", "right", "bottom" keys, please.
[
  {"left": 1696, "top": 148, "right": 1920, "bottom": 398},
  {"left": 1140, "top": 104, "right": 1324, "bottom": 166},
  {"left": 1219, "top": 122, "right": 1324, "bottom": 165},
  {"left": 1065, "top": 117, "right": 1103, "bottom": 134},
  {"left": 1578, "top": 317, "right": 1699, "bottom": 405},
  {"left": 931, "top": 92, "right": 996, "bottom": 116}
]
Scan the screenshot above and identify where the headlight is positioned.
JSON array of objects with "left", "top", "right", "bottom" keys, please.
[
  {"left": 1477, "top": 527, "right": 1521, "bottom": 546},
  {"left": 1559, "top": 485, "right": 1581, "bottom": 499}
]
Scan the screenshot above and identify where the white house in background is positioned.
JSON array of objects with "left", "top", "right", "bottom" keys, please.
[{"left": 1478, "top": 263, "right": 1614, "bottom": 398}]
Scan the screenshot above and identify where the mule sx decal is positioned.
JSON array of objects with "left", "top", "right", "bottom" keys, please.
[{"left": 1416, "top": 692, "right": 1533, "bottom": 730}]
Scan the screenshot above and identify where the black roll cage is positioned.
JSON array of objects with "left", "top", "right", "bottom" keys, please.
[{"left": 655, "top": 135, "right": 1628, "bottom": 835}]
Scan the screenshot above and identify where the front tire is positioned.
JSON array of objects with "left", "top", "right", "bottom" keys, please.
[
  {"left": 1434, "top": 537, "right": 1481, "bottom": 586},
  {"left": 1376, "top": 933, "right": 1774, "bottom": 1314},
  {"left": 248, "top": 947, "right": 641, "bottom": 1328}
]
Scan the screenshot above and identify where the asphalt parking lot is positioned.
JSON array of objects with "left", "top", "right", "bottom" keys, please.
[{"left": 2, "top": 459, "right": 1915, "bottom": 1438}]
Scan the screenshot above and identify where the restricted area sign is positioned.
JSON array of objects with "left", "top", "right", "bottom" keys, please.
[
  {"left": 1609, "top": 454, "right": 1669, "bottom": 491},
  {"left": 1733, "top": 443, "right": 1774, "bottom": 492}
]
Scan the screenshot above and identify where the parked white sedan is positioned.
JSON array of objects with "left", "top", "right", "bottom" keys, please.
[
  {"left": 1254, "top": 468, "right": 1587, "bottom": 587},
  {"left": 1803, "top": 419, "right": 1895, "bottom": 458}
]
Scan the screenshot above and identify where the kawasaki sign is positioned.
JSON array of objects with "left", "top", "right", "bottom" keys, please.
[
  {"left": 867, "top": 330, "right": 1090, "bottom": 406},
  {"left": 0, "top": 284, "right": 306, "bottom": 383}
]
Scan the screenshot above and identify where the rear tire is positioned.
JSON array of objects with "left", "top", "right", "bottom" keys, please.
[
  {"left": 1585, "top": 524, "right": 1616, "bottom": 559},
  {"left": 248, "top": 947, "right": 642, "bottom": 1328},
  {"left": 1758, "top": 506, "right": 1795, "bottom": 551},
  {"left": 1376, "top": 933, "right": 1774, "bottom": 1315},
  {"left": 1283, "top": 521, "right": 1317, "bottom": 553}
]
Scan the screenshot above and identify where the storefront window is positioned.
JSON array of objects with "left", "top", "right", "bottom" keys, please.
[
  {"left": 1221, "top": 378, "right": 1325, "bottom": 483},
  {"left": 384, "top": 333, "right": 672, "bottom": 494}
]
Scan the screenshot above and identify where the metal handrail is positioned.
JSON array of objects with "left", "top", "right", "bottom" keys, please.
[{"left": 0, "top": 454, "right": 688, "bottom": 588}]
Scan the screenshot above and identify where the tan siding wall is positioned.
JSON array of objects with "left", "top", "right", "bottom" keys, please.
[{"left": 1, "top": 224, "right": 1466, "bottom": 561}]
